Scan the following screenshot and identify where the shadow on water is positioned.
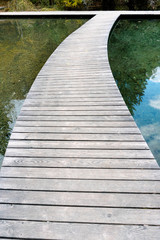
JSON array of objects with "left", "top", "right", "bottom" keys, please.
[
  {"left": 0, "top": 18, "right": 87, "bottom": 166},
  {"left": 108, "top": 19, "right": 160, "bottom": 165}
]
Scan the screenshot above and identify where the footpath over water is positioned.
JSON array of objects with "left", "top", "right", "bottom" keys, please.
[{"left": 0, "top": 12, "right": 160, "bottom": 239}]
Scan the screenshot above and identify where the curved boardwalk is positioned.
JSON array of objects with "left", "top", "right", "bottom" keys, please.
[{"left": 0, "top": 12, "right": 160, "bottom": 239}]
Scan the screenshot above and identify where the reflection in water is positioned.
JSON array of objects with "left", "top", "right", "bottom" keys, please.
[
  {"left": 109, "top": 19, "right": 160, "bottom": 165},
  {"left": 0, "top": 18, "right": 87, "bottom": 166},
  {"left": 150, "top": 96, "right": 160, "bottom": 110},
  {"left": 149, "top": 67, "right": 160, "bottom": 83}
]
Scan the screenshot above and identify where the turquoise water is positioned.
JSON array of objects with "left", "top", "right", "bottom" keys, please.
[
  {"left": 109, "top": 19, "right": 160, "bottom": 165},
  {"left": 0, "top": 18, "right": 87, "bottom": 166}
]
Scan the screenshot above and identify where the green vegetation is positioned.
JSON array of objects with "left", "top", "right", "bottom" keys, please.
[
  {"left": 56, "top": 0, "right": 83, "bottom": 10},
  {"left": 1, "top": 0, "right": 160, "bottom": 11},
  {"left": 0, "top": 18, "right": 87, "bottom": 164},
  {"left": 103, "top": 0, "right": 160, "bottom": 10},
  {"left": 7, "top": 0, "right": 36, "bottom": 11},
  {"left": 0, "top": 0, "right": 84, "bottom": 11}
]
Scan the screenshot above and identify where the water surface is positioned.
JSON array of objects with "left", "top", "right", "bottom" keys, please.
[
  {"left": 109, "top": 19, "right": 160, "bottom": 165},
  {"left": 0, "top": 18, "right": 87, "bottom": 165}
]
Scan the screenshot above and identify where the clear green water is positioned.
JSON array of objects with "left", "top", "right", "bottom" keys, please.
[
  {"left": 109, "top": 19, "right": 160, "bottom": 165},
  {"left": 0, "top": 18, "right": 87, "bottom": 166}
]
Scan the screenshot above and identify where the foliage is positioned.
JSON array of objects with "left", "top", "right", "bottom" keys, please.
[
  {"left": 148, "top": 0, "right": 160, "bottom": 9},
  {"left": 108, "top": 19, "right": 160, "bottom": 115},
  {"left": 8, "top": 0, "right": 36, "bottom": 11},
  {"left": 55, "top": 0, "right": 83, "bottom": 9},
  {"left": 3, "top": 0, "right": 160, "bottom": 10},
  {"left": 64, "top": 0, "right": 82, "bottom": 8},
  {"left": 30, "top": 0, "right": 51, "bottom": 7},
  {"left": 102, "top": 0, "right": 160, "bottom": 10},
  {"left": 0, "top": 0, "right": 10, "bottom": 6}
]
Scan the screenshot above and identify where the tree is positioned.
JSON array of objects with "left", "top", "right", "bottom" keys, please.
[
  {"left": 102, "top": 0, "right": 115, "bottom": 10},
  {"left": 127, "top": 0, "right": 148, "bottom": 9},
  {"left": 49, "top": 0, "right": 54, "bottom": 4}
]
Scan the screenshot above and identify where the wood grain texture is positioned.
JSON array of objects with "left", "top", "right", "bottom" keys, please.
[
  {"left": 10, "top": 132, "right": 145, "bottom": 141},
  {"left": 0, "top": 11, "right": 160, "bottom": 239},
  {"left": 2, "top": 157, "right": 158, "bottom": 168},
  {"left": 0, "top": 220, "right": 159, "bottom": 240},
  {"left": 1, "top": 167, "right": 159, "bottom": 180},
  {"left": 5, "top": 148, "right": 154, "bottom": 159},
  {"left": 0, "top": 190, "right": 159, "bottom": 208},
  {"left": 1, "top": 178, "right": 160, "bottom": 193},
  {"left": 0, "top": 204, "right": 160, "bottom": 225}
]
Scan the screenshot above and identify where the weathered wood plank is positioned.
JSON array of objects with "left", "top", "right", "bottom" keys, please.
[
  {"left": 8, "top": 140, "right": 149, "bottom": 150},
  {"left": 27, "top": 94, "right": 122, "bottom": 99},
  {"left": 2, "top": 157, "right": 157, "bottom": 168},
  {"left": 30, "top": 86, "right": 118, "bottom": 91},
  {"left": 29, "top": 89, "right": 120, "bottom": 94},
  {"left": 19, "top": 110, "right": 130, "bottom": 116},
  {"left": 34, "top": 78, "right": 114, "bottom": 83},
  {"left": 0, "top": 190, "right": 159, "bottom": 208},
  {"left": 15, "top": 120, "right": 137, "bottom": 127},
  {"left": 0, "top": 220, "right": 160, "bottom": 240},
  {"left": 23, "top": 100, "right": 126, "bottom": 106},
  {"left": 0, "top": 204, "right": 160, "bottom": 225},
  {"left": 1, "top": 178, "right": 160, "bottom": 193},
  {"left": 12, "top": 126, "right": 140, "bottom": 134},
  {"left": 17, "top": 115, "right": 134, "bottom": 121},
  {"left": 1, "top": 167, "right": 159, "bottom": 180},
  {"left": 21, "top": 106, "right": 128, "bottom": 111},
  {"left": 5, "top": 148, "right": 153, "bottom": 159},
  {"left": 10, "top": 132, "right": 145, "bottom": 141}
]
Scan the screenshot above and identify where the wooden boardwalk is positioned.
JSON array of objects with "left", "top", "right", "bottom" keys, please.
[{"left": 0, "top": 12, "right": 160, "bottom": 239}]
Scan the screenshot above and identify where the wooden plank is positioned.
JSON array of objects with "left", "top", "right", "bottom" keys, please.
[
  {"left": 8, "top": 140, "right": 149, "bottom": 150},
  {"left": 33, "top": 81, "right": 115, "bottom": 85},
  {"left": 1, "top": 167, "right": 159, "bottom": 180},
  {"left": 2, "top": 157, "right": 157, "bottom": 169},
  {"left": 24, "top": 97, "right": 124, "bottom": 102},
  {"left": 15, "top": 120, "right": 137, "bottom": 127},
  {"left": 34, "top": 79, "right": 114, "bottom": 83},
  {"left": 0, "top": 221, "right": 160, "bottom": 240},
  {"left": 31, "top": 84, "right": 117, "bottom": 88},
  {"left": 17, "top": 115, "right": 134, "bottom": 121},
  {"left": 12, "top": 127, "right": 140, "bottom": 134},
  {"left": 19, "top": 110, "right": 131, "bottom": 116},
  {"left": 0, "top": 204, "right": 159, "bottom": 225},
  {"left": 30, "top": 85, "right": 118, "bottom": 90},
  {"left": 23, "top": 101, "right": 126, "bottom": 107},
  {"left": 27, "top": 94, "right": 122, "bottom": 99},
  {"left": 23, "top": 98, "right": 125, "bottom": 104},
  {"left": 29, "top": 89, "right": 120, "bottom": 94},
  {"left": 28, "top": 90, "right": 120, "bottom": 95},
  {"left": 0, "top": 190, "right": 159, "bottom": 208},
  {"left": 1, "top": 178, "right": 160, "bottom": 193},
  {"left": 5, "top": 148, "right": 153, "bottom": 159},
  {"left": 10, "top": 132, "right": 145, "bottom": 141},
  {"left": 21, "top": 106, "right": 128, "bottom": 111}
]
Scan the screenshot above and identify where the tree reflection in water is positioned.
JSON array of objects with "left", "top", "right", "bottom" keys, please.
[
  {"left": 109, "top": 19, "right": 160, "bottom": 165},
  {"left": 0, "top": 18, "right": 87, "bottom": 164}
]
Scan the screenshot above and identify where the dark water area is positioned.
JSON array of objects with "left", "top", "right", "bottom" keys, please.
[
  {"left": 108, "top": 19, "right": 160, "bottom": 165},
  {"left": 0, "top": 18, "right": 87, "bottom": 166}
]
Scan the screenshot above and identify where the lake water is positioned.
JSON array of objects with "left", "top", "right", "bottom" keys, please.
[
  {"left": 0, "top": 18, "right": 87, "bottom": 166},
  {"left": 109, "top": 19, "right": 160, "bottom": 165}
]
